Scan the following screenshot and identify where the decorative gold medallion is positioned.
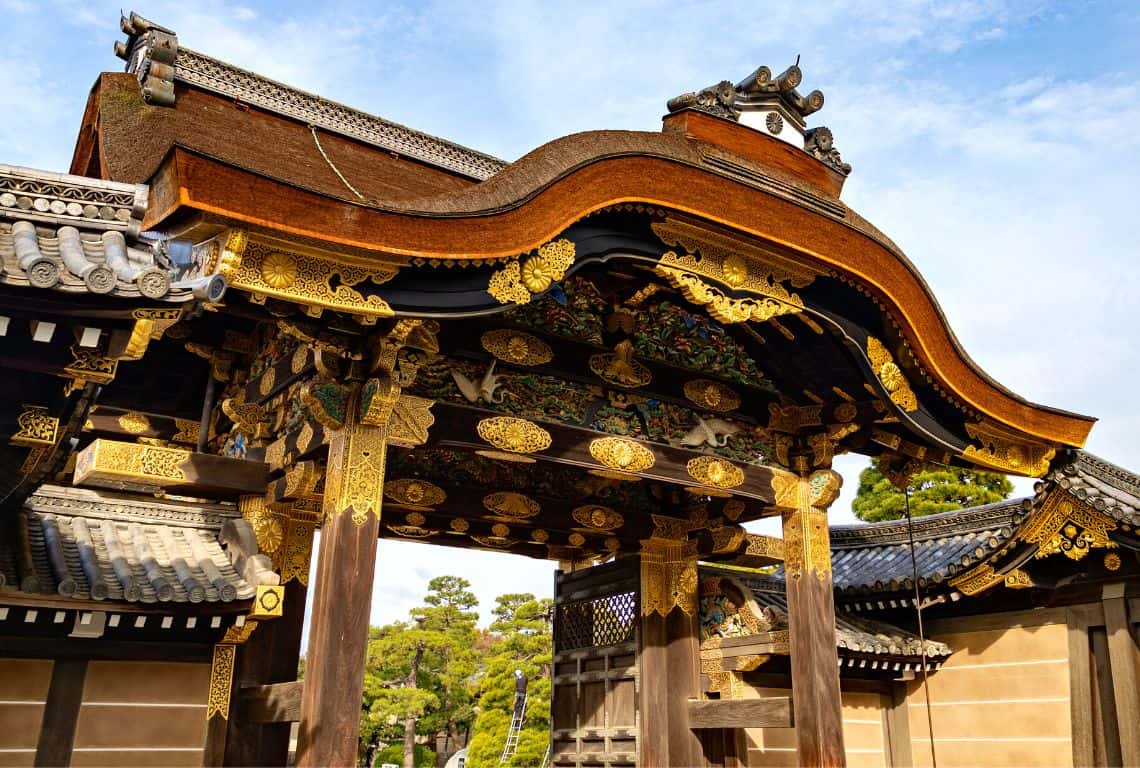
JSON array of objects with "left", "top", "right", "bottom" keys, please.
[
  {"left": 487, "top": 239, "right": 577, "bottom": 305},
  {"left": 589, "top": 437, "right": 655, "bottom": 473},
  {"left": 481, "top": 329, "right": 553, "bottom": 366},
  {"left": 291, "top": 346, "right": 310, "bottom": 374},
  {"left": 686, "top": 456, "right": 744, "bottom": 488},
  {"left": 249, "top": 585, "right": 285, "bottom": 619},
  {"left": 588, "top": 340, "right": 652, "bottom": 388},
  {"left": 683, "top": 380, "right": 741, "bottom": 412},
  {"left": 571, "top": 504, "right": 624, "bottom": 531},
  {"left": 531, "top": 529, "right": 549, "bottom": 543},
  {"left": 258, "top": 367, "right": 276, "bottom": 397},
  {"left": 11, "top": 406, "right": 60, "bottom": 447},
  {"left": 450, "top": 518, "right": 470, "bottom": 533},
  {"left": 117, "top": 411, "right": 152, "bottom": 435},
  {"left": 1104, "top": 552, "right": 1122, "bottom": 571},
  {"left": 1020, "top": 493, "right": 1116, "bottom": 561},
  {"left": 482, "top": 491, "right": 541, "bottom": 520},
  {"left": 866, "top": 337, "right": 918, "bottom": 412},
  {"left": 405, "top": 512, "right": 427, "bottom": 527},
  {"left": 384, "top": 479, "right": 446, "bottom": 508},
  {"left": 475, "top": 417, "right": 552, "bottom": 455},
  {"left": 568, "top": 533, "right": 586, "bottom": 547},
  {"left": 260, "top": 251, "right": 298, "bottom": 289},
  {"left": 491, "top": 523, "right": 511, "bottom": 537}
]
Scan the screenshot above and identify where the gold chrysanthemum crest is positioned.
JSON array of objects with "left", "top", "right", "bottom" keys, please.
[
  {"left": 486, "top": 239, "right": 576, "bottom": 305},
  {"left": 683, "top": 380, "right": 741, "bottom": 412},
  {"left": 482, "top": 491, "right": 541, "bottom": 520},
  {"left": 480, "top": 329, "right": 553, "bottom": 366},
  {"left": 686, "top": 456, "right": 744, "bottom": 488},
  {"left": 475, "top": 417, "right": 552, "bottom": 454},
  {"left": 571, "top": 504, "right": 624, "bottom": 531},
  {"left": 384, "top": 478, "right": 446, "bottom": 508},
  {"left": 866, "top": 337, "right": 917, "bottom": 412},
  {"left": 589, "top": 437, "right": 656, "bottom": 473}
]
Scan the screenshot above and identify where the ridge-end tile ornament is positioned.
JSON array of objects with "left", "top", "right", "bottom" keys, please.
[
  {"left": 866, "top": 337, "right": 918, "bottom": 413},
  {"left": 475, "top": 416, "right": 552, "bottom": 455},
  {"left": 487, "top": 238, "right": 576, "bottom": 305},
  {"left": 480, "top": 329, "right": 553, "bottom": 366},
  {"left": 589, "top": 437, "right": 656, "bottom": 474},
  {"left": 683, "top": 379, "right": 741, "bottom": 412}
]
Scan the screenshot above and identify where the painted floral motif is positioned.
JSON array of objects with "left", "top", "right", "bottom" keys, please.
[
  {"left": 632, "top": 300, "right": 768, "bottom": 387},
  {"left": 506, "top": 276, "right": 607, "bottom": 345}
]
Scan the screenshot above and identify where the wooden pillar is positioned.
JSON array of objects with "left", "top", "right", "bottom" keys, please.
[
  {"left": 295, "top": 405, "right": 389, "bottom": 767},
  {"left": 34, "top": 658, "right": 88, "bottom": 766},
  {"left": 1103, "top": 583, "right": 1140, "bottom": 766},
  {"left": 637, "top": 540, "right": 703, "bottom": 767},
  {"left": 224, "top": 577, "right": 310, "bottom": 765},
  {"left": 777, "top": 468, "right": 846, "bottom": 767}
]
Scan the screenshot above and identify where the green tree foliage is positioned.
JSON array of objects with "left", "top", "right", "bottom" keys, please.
[
  {"left": 373, "top": 743, "right": 435, "bottom": 768},
  {"left": 852, "top": 459, "right": 1014, "bottom": 522},
  {"left": 465, "top": 593, "right": 553, "bottom": 768},
  {"left": 360, "top": 577, "right": 481, "bottom": 763}
]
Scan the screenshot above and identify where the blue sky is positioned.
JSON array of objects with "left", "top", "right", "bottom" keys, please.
[{"left": 3, "top": 1, "right": 1138, "bottom": 626}]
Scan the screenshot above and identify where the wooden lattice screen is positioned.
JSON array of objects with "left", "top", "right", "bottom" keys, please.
[{"left": 551, "top": 558, "right": 640, "bottom": 767}]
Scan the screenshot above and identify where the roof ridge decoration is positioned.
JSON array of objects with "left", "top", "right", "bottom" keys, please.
[
  {"left": 666, "top": 63, "right": 851, "bottom": 176},
  {"left": 114, "top": 12, "right": 508, "bottom": 181}
]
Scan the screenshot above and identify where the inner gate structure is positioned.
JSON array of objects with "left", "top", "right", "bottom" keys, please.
[{"left": 1, "top": 13, "right": 1128, "bottom": 768}]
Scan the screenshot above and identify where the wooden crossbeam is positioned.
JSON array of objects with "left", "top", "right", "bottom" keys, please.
[
  {"left": 236, "top": 681, "right": 304, "bottom": 723},
  {"left": 687, "top": 697, "right": 793, "bottom": 729}
]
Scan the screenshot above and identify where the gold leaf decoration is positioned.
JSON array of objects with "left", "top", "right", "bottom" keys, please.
[
  {"left": 866, "top": 337, "right": 918, "bottom": 412},
  {"left": 568, "top": 533, "right": 586, "bottom": 547},
  {"left": 686, "top": 456, "right": 744, "bottom": 488},
  {"left": 480, "top": 329, "right": 553, "bottom": 366},
  {"left": 11, "top": 406, "right": 60, "bottom": 447},
  {"left": 388, "top": 525, "right": 435, "bottom": 539},
  {"left": 589, "top": 437, "right": 655, "bottom": 473},
  {"left": 476, "top": 417, "right": 552, "bottom": 455},
  {"left": 482, "top": 491, "right": 541, "bottom": 520},
  {"left": 1020, "top": 493, "right": 1116, "bottom": 561},
  {"left": 260, "top": 251, "right": 298, "bottom": 289},
  {"left": 117, "top": 411, "right": 152, "bottom": 435},
  {"left": 259, "top": 367, "right": 276, "bottom": 397},
  {"left": 291, "top": 346, "right": 310, "bottom": 374},
  {"left": 491, "top": 523, "right": 511, "bottom": 537},
  {"left": 450, "top": 518, "right": 470, "bottom": 533},
  {"left": 471, "top": 535, "right": 513, "bottom": 549},
  {"left": 384, "top": 479, "right": 446, "bottom": 508},
  {"left": 683, "top": 380, "right": 741, "bottom": 412},
  {"left": 571, "top": 505, "right": 624, "bottom": 531},
  {"left": 487, "top": 239, "right": 577, "bottom": 305},
  {"left": 962, "top": 421, "right": 1055, "bottom": 478},
  {"left": 588, "top": 340, "right": 652, "bottom": 388},
  {"left": 405, "top": 512, "right": 427, "bottom": 526},
  {"left": 531, "top": 529, "right": 549, "bottom": 543}
]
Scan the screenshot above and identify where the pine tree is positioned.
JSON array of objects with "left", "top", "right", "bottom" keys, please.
[
  {"left": 852, "top": 459, "right": 1013, "bottom": 523},
  {"left": 465, "top": 593, "right": 553, "bottom": 768},
  {"left": 360, "top": 577, "right": 481, "bottom": 767}
]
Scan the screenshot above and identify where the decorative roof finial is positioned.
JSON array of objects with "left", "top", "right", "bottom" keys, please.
[{"left": 666, "top": 62, "right": 851, "bottom": 176}]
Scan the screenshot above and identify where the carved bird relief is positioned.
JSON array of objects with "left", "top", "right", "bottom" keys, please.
[
  {"left": 451, "top": 360, "right": 506, "bottom": 404},
  {"left": 680, "top": 416, "right": 741, "bottom": 448}
]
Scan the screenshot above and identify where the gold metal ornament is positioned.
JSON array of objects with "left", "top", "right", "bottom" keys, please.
[
  {"left": 259, "top": 368, "right": 276, "bottom": 397},
  {"left": 683, "top": 379, "right": 741, "bottom": 412},
  {"left": 73, "top": 439, "right": 188, "bottom": 485},
  {"left": 260, "top": 251, "right": 298, "bottom": 289},
  {"left": 568, "top": 533, "right": 586, "bottom": 547},
  {"left": 482, "top": 491, "right": 541, "bottom": 520},
  {"left": 1104, "top": 552, "right": 1122, "bottom": 571},
  {"left": 589, "top": 437, "right": 655, "bottom": 473},
  {"left": 64, "top": 347, "right": 118, "bottom": 384},
  {"left": 492, "top": 523, "right": 511, "bottom": 538},
  {"left": 475, "top": 417, "right": 552, "bottom": 455},
  {"left": 686, "top": 456, "right": 744, "bottom": 488},
  {"left": 866, "top": 337, "right": 918, "bottom": 412},
  {"left": 10, "top": 406, "right": 60, "bottom": 447},
  {"left": 405, "top": 512, "right": 427, "bottom": 526},
  {"left": 384, "top": 479, "right": 446, "bottom": 508},
  {"left": 589, "top": 340, "right": 652, "bottom": 388},
  {"left": 249, "top": 585, "right": 285, "bottom": 619},
  {"left": 641, "top": 538, "right": 699, "bottom": 617},
  {"left": 117, "top": 411, "right": 152, "bottom": 434},
  {"left": 450, "top": 518, "right": 470, "bottom": 533},
  {"left": 487, "top": 239, "right": 577, "bottom": 305},
  {"left": 571, "top": 504, "right": 624, "bottom": 531},
  {"left": 206, "top": 644, "right": 236, "bottom": 720},
  {"left": 962, "top": 421, "right": 1055, "bottom": 478},
  {"left": 480, "top": 329, "right": 553, "bottom": 366},
  {"left": 387, "top": 395, "right": 435, "bottom": 448},
  {"left": 1020, "top": 493, "right": 1116, "bottom": 561}
]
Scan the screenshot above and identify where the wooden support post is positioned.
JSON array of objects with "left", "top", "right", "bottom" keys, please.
[
  {"left": 295, "top": 404, "right": 390, "bottom": 767},
  {"left": 225, "top": 577, "right": 309, "bottom": 765},
  {"left": 1103, "top": 583, "right": 1140, "bottom": 766},
  {"left": 637, "top": 541, "right": 703, "bottom": 767},
  {"left": 34, "top": 658, "right": 88, "bottom": 767},
  {"left": 776, "top": 468, "right": 846, "bottom": 767}
]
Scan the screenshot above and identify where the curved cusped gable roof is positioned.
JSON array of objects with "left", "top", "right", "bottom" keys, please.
[{"left": 75, "top": 17, "right": 1095, "bottom": 464}]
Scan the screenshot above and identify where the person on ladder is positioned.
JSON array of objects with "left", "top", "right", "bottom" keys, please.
[{"left": 513, "top": 669, "right": 528, "bottom": 718}]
